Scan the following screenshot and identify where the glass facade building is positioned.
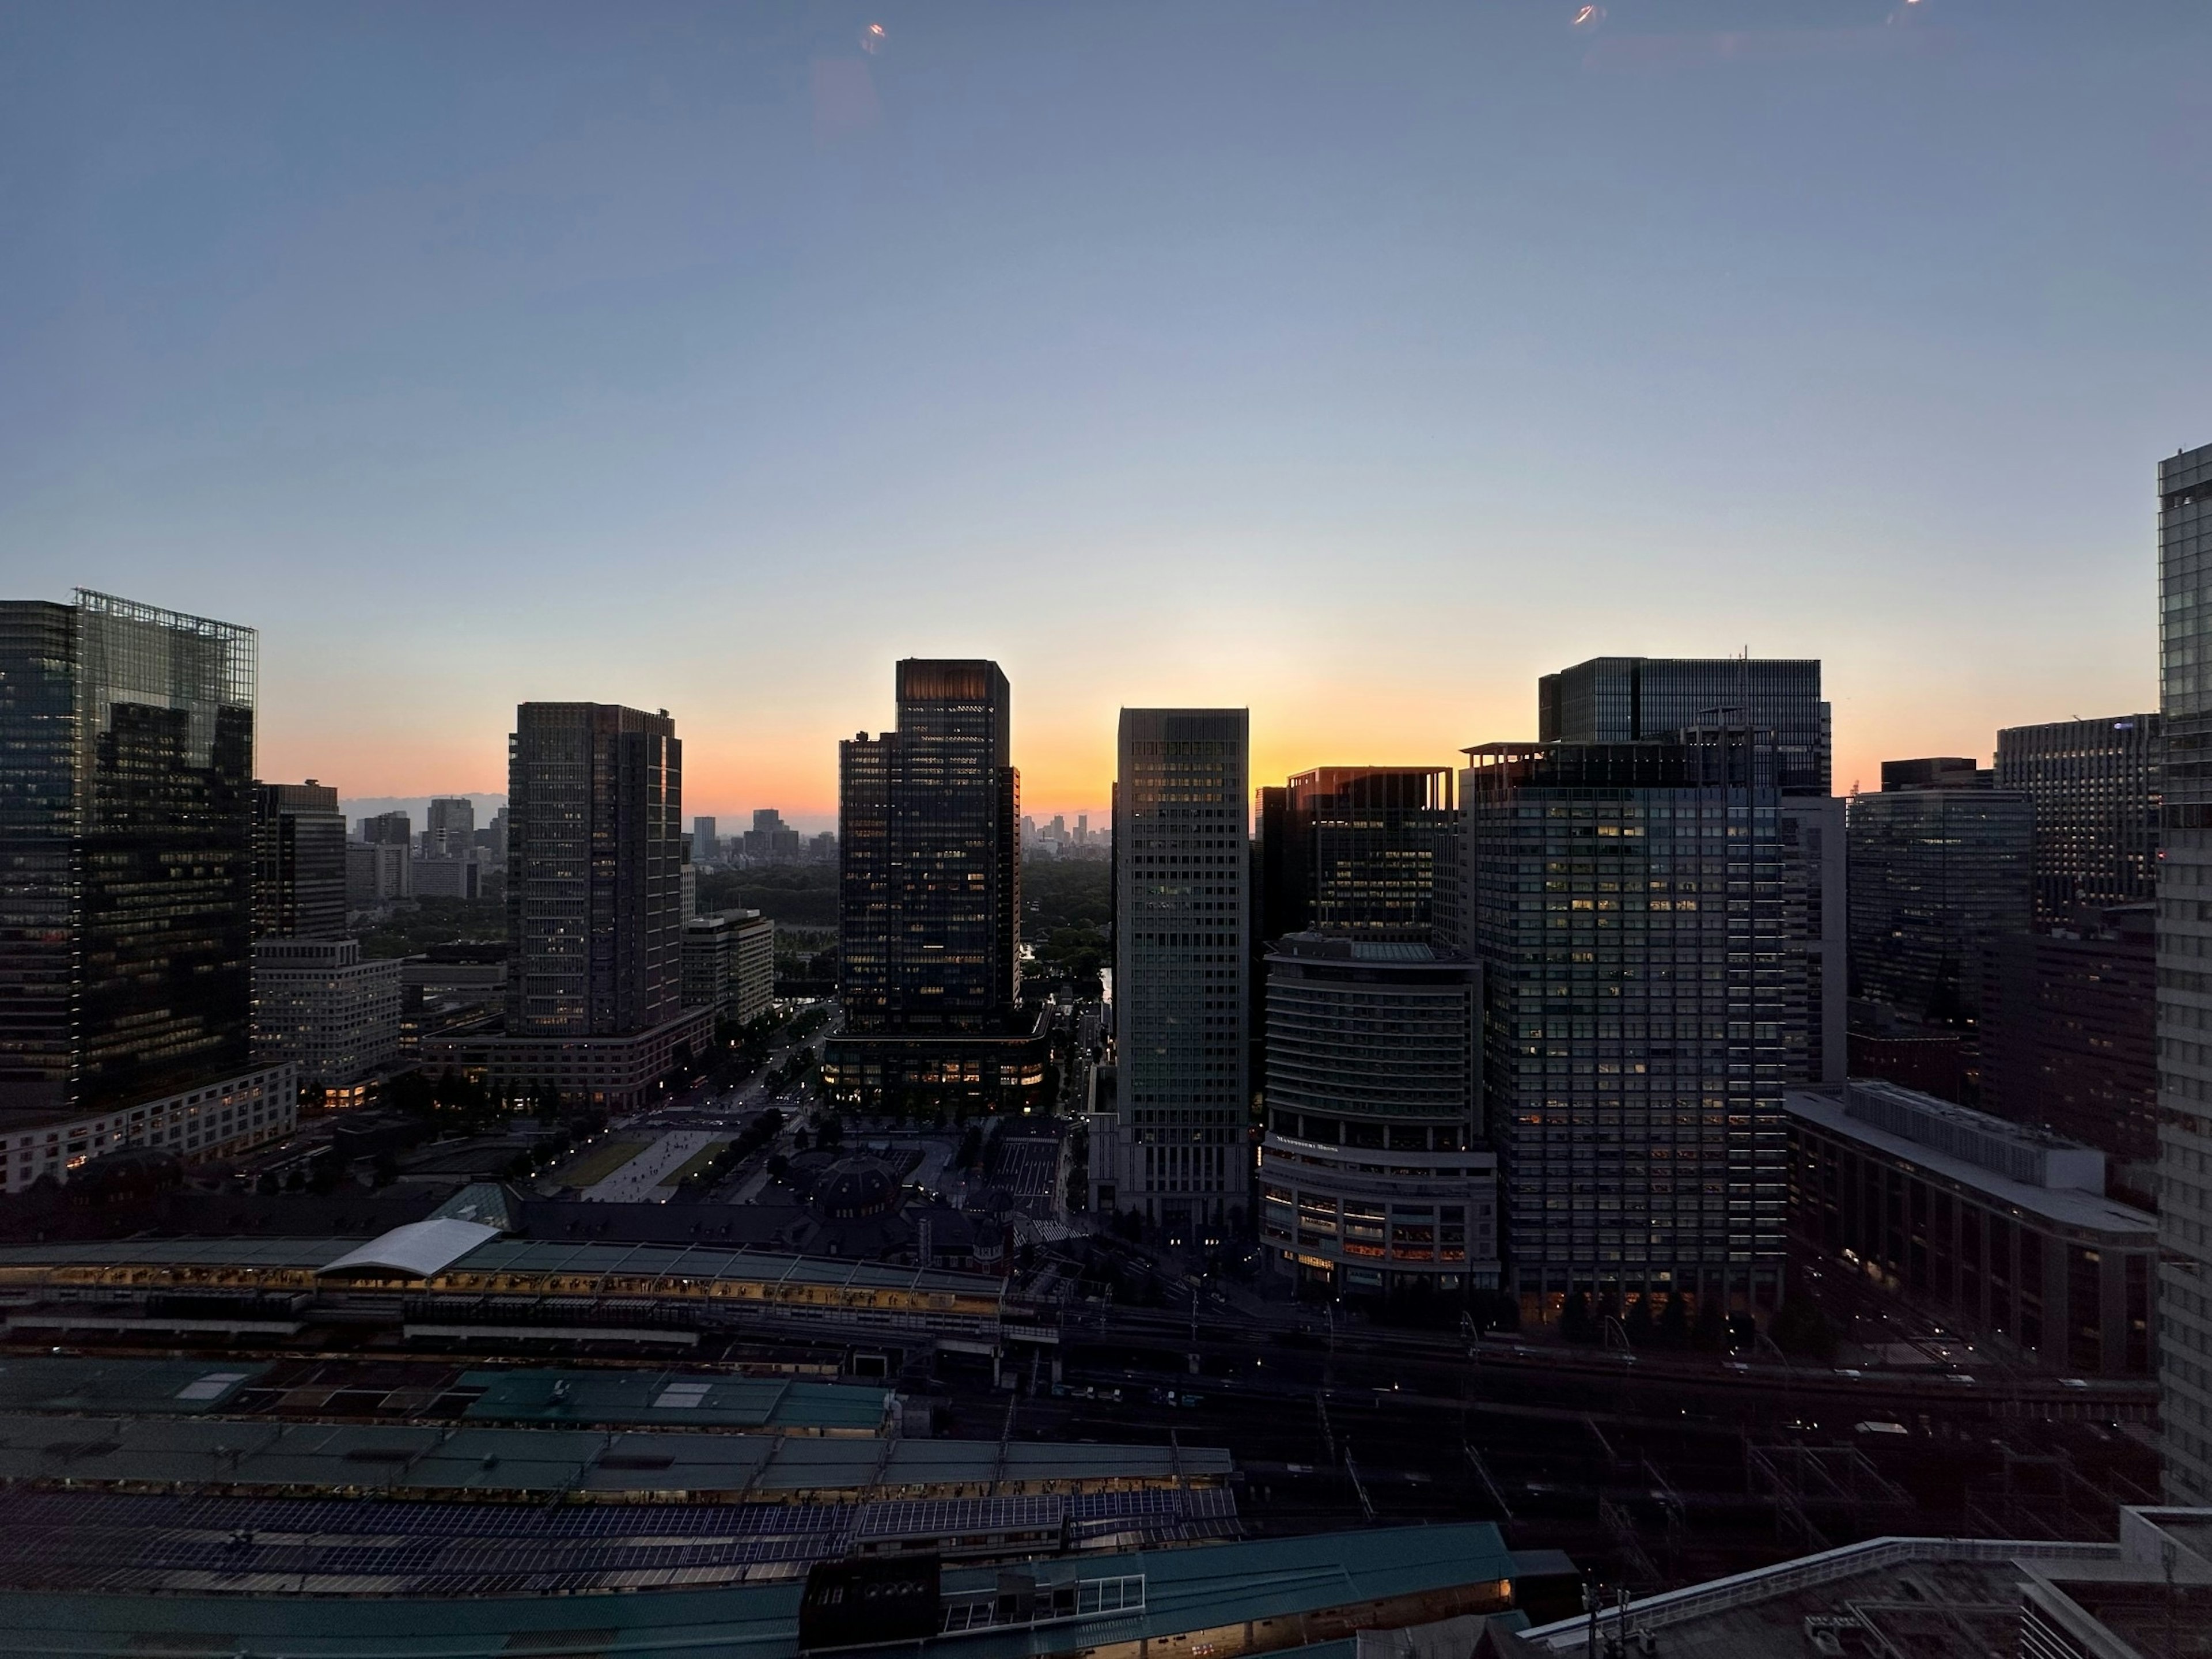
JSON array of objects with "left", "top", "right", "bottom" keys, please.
[
  {"left": 1846, "top": 762, "right": 2033, "bottom": 1026},
  {"left": 1462, "top": 732, "right": 1801, "bottom": 1317},
  {"left": 2157, "top": 440, "right": 2212, "bottom": 1502},
  {"left": 0, "top": 590, "right": 257, "bottom": 1120},
  {"left": 1995, "top": 714, "right": 2162, "bottom": 922},
  {"left": 506, "top": 703, "right": 684, "bottom": 1039},
  {"left": 252, "top": 781, "right": 346, "bottom": 941},
  {"left": 1255, "top": 767, "right": 1454, "bottom": 945},
  {"left": 1539, "top": 656, "right": 1830, "bottom": 796},
  {"left": 827, "top": 661, "right": 1039, "bottom": 1112}
]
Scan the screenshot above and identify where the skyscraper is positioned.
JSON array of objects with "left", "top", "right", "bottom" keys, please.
[
  {"left": 0, "top": 590, "right": 296, "bottom": 1179},
  {"left": 506, "top": 703, "right": 682, "bottom": 1036},
  {"left": 1463, "top": 729, "right": 1801, "bottom": 1320},
  {"left": 425, "top": 796, "right": 476, "bottom": 859},
  {"left": 1846, "top": 759, "right": 2033, "bottom": 1027},
  {"left": 1100, "top": 708, "right": 1249, "bottom": 1241},
  {"left": 693, "top": 815, "right": 718, "bottom": 863},
  {"left": 2156, "top": 440, "right": 2212, "bottom": 1502},
  {"left": 422, "top": 702, "right": 709, "bottom": 1112},
  {"left": 1535, "top": 654, "right": 1844, "bottom": 1085},
  {"left": 252, "top": 780, "right": 347, "bottom": 940},
  {"left": 1995, "top": 715, "right": 2162, "bottom": 922},
  {"left": 823, "top": 660, "right": 1043, "bottom": 1112}
]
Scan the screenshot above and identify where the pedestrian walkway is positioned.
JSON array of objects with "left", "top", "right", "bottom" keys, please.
[{"left": 582, "top": 1130, "right": 720, "bottom": 1204}]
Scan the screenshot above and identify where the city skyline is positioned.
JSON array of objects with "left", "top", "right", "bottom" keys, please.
[
  {"left": 9, "top": 3, "right": 2198, "bottom": 823},
  {"left": 43, "top": 606, "right": 2157, "bottom": 834}
]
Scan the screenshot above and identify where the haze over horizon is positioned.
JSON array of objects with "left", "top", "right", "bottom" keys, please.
[{"left": 9, "top": 0, "right": 2202, "bottom": 822}]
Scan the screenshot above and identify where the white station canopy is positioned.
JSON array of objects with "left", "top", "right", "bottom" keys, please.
[{"left": 316, "top": 1217, "right": 502, "bottom": 1279}]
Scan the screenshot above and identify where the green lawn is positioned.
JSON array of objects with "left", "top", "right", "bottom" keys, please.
[
  {"left": 552, "top": 1138, "right": 649, "bottom": 1187},
  {"left": 659, "top": 1140, "right": 732, "bottom": 1187}
]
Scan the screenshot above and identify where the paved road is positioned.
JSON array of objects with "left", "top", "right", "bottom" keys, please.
[{"left": 583, "top": 1128, "right": 721, "bottom": 1203}]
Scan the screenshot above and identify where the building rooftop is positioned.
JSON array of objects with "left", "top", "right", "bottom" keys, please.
[
  {"left": 0, "top": 1410, "right": 1232, "bottom": 1503},
  {"left": 460, "top": 1368, "right": 892, "bottom": 1433},
  {"left": 0, "top": 1358, "right": 265, "bottom": 1416},
  {"left": 1513, "top": 1537, "right": 2120, "bottom": 1659},
  {"left": 1786, "top": 1088, "right": 2156, "bottom": 1239}
]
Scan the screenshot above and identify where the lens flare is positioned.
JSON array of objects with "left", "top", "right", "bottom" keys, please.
[{"left": 860, "top": 21, "right": 886, "bottom": 54}]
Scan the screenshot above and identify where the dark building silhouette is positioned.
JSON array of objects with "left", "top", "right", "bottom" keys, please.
[
  {"left": 1255, "top": 766, "right": 1453, "bottom": 945},
  {"left": 422, "top": 703, "right": 706, "bottom": 1113},
  {"left": 1847, "top": 759, "right": 2033, "bottom": 1027},
  {"left": 1980, "top": 907, "right": 2156, "bottom": 1176},
  {"left": 1461, "top": 728, "right": 1802, "bottom": 1319},
  {"left": 825, "top": 660, "right": 1041, "bottom": 1112},
  {"left": 506, "top": 703, "right": 684, "bottom": 1037},
  {"left": 1995, "top": 714, "right": 2162, "bottom": 923},
  {"left": 359, "top": 810, "right": 412, "bottom": 847},
  {"left": 252, "top": 780, "right": 346, "bottom": 940}
]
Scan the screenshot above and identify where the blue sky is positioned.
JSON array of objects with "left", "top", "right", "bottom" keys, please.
[{"left": 5, "top": 0, "right": 2207, "bottom": 825}]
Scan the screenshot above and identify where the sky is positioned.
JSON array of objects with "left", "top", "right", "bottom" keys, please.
[{"left": 6, "top": 1, "right": 2209, "bottom": 830}]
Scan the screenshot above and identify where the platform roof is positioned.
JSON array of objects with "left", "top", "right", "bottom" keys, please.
[
  {"left": 319, "top": 1218, "right": 503, "bottom": 1279},
  {"left": 460, "top": 1369, "right": 892, "bottom": 1433},
  {"left": 0, "top": 1411, "right": 1229, "bottom": 1499},
  {"left": 0, "top": 1358, "right": 266, "bottom": 1416}
]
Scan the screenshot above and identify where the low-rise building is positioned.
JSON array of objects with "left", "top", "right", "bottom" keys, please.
[
  {"left": 1787, "top": 1079, "right": 2157, "bottom": 1376},
  {"left": 0, "top": 1062, "right": 298, "bottom": 1194},
  {"left": 251, "top": 938, "right": 402, "bottom": 1093},
  {"left": 420, "top": 1006, "right": 715, "bottom": 1113},
  {"left": 410, "top": 855, "right": 482, "bottom": 900}
]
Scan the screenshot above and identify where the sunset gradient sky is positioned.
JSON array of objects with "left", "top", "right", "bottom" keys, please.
[{"left": 8, "top": 1, "right": 2209, "bottom": 830}]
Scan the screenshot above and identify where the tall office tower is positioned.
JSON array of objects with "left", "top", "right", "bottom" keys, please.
[
  {"left": 505, "top": 704, "right": 683, "bottom": 1036},
  {"left": 252, "top": 780, "right": 347, "bottom": 940},
  {"left": 1846, "top": 759, "right": 2033, "bottom": 1027},
  {"left": 1256, "top": 935, "right": 1497, "bottom": 1297},
  {"left": 1101, "top": 708, "right": 1249, "bottom": 1243},
  {"left": 0, "top": 591, "right": 297, "bottom": 1175},
  {"left": 1255, "top": 767, "right": 1455, "bottom": 945},
  {"left": 484, "top": 805, "right": 510, "bottom": 867},
  {"left": 823, "top": 661, "right": 1041, "bottom": 1112},
  {"left": 422, "top": 704, "right": 707, "bottom": 1112},
  {"left": 1995, "top": 715, "right": 2163, "bottom": 922},
  {"left": 360, "top": 810, "right": 412, "bottom": 847},
  {"left": 1537, "top": 654, "right": 1843, "bottom": 1082},
  {"left": 425, "top": 796, "right": 475, "bottom": 859},
  {"left": 1463, "top": 729, "right": 1802, "bottom": 1320},
  {"left": 693, "top": 816, "right": 718, "bottom": 863},
  {"left": 2157, "top": 441, "right": 2212, "bottom": 1502},
  {"left": 1539, "top": 656, "right": 1830, "bottom": 794}
]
